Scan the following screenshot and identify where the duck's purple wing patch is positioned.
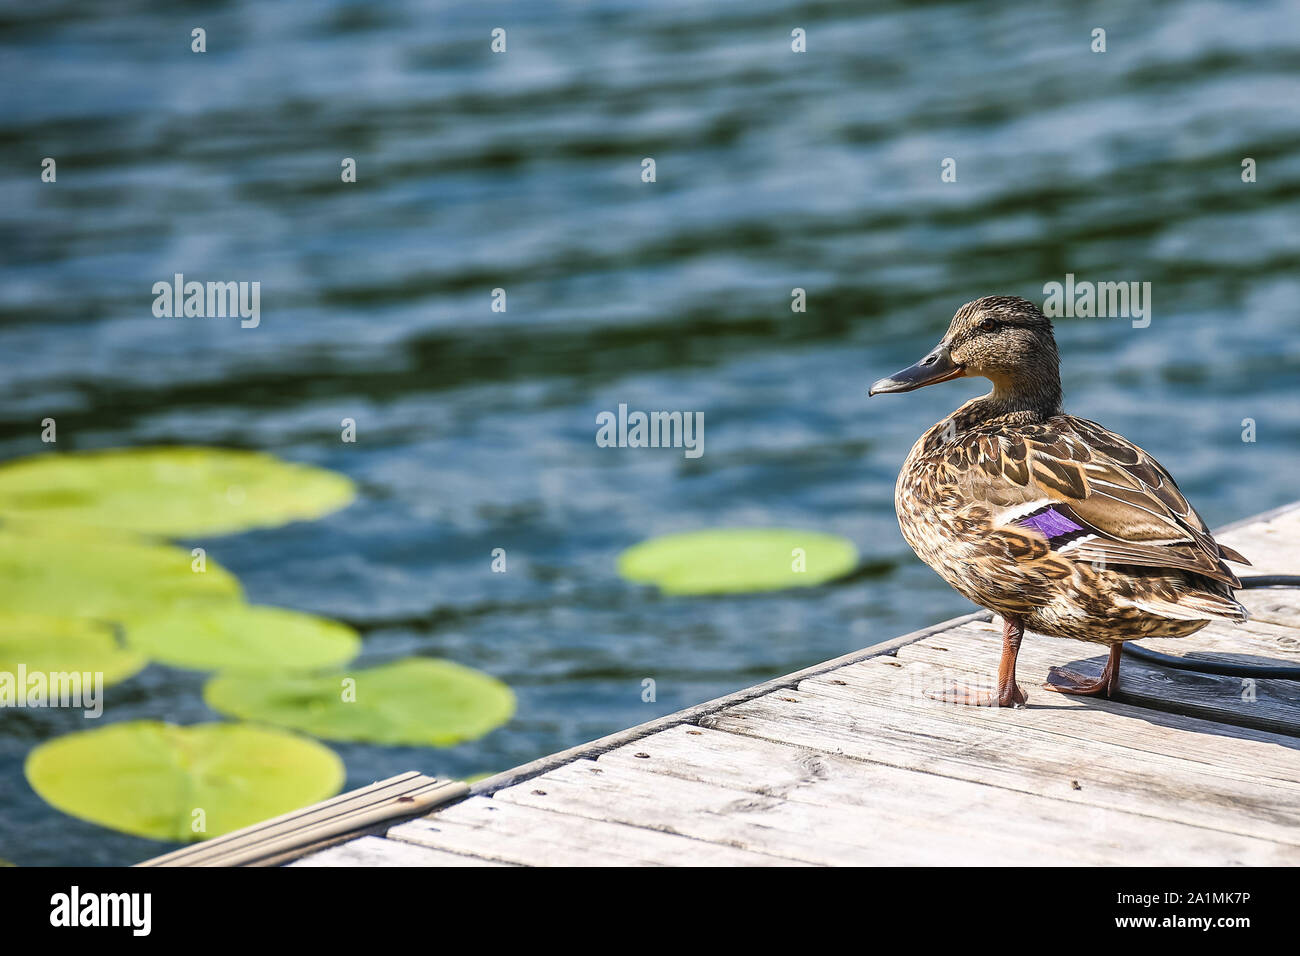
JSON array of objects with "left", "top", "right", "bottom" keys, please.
[{"left": 1017, "top": 506, "right": 1084, "bottom": 541}]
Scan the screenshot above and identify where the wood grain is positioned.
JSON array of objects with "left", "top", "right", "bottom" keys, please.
[
  {"left": 290, "top": 835, "right": 508, "bottom": 867},
  {"left": 389, "top": 794, "right": 806, "bottom": 866}
]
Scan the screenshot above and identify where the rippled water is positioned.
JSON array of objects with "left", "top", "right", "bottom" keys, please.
[{"left": 2, "top": 0, "right": 1299, "bottom": 864}]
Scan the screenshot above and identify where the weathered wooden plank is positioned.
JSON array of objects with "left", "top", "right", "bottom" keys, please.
[
  {"left": 494, "top": 758, "right": 1036, "bottom": 865},
  {"left": 1138, "top": 618, "right": 1300, "bottom": 665},
  {"left": 1236, "top": 587, "right": 1300, "bottom": 631},
  {"left": 792, "top": 665, "right": 1300, "bottom": 842},
  {"left": 717, "top": 681, "right": 1300, "bottom": 836},
  {"left": 389, "top": 795, "right": 807, "bottom": 867},
  {"left": 898, "top": 623, "right": 1300, "bottom": 736},
  {"left": 598, "top": 722, "right": 1300, "bottom": 850},
  {"left": 289, "top": 835, "right": 508, "bottom": 867},
  {"left": 810, "top": 654, "right": 1300, "bottom": 783},
  {"left": 1216, "top": 506, "right": 1300, "bottom": 629},
  {"left": 493, "top": 754, "right": 1294, "bottom": 864},
  {"left": 699, "top": 695, "right": 1299, "bottom": 862},
  {"left": 1218, "top": 510, "right": 1300, "bottom": 575}
]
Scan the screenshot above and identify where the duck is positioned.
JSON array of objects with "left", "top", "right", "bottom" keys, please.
[{"left": 869, "top": 295, "right": 1250, "bottom": 707}]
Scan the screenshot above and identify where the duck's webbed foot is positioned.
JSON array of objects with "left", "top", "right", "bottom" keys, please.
[
  {"left": 1043, "top": 643, "right": 1122, "bottom": 698},
  {"left": 1043, "top": 668, "right": 1109, "bottom": 696},
  {"left": 926, "top": 681, "right": 1027, "bottom": 708}
]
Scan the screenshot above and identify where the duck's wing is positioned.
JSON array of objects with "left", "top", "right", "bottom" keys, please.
[{"left": 963, "top": 416, "right": 1248, "bottom": 587}]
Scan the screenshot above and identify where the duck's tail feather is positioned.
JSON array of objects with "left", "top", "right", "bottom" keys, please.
[
  {"left": 1130, "top": 591, "right": 1248, "bottom": 623},
  {"left": 1218, "top": 543, "right": 1252, "bottom": 565}
]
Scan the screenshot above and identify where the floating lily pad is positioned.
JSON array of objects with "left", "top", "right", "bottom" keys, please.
[
  {"left": 0, "top": 529, "right": 241, "bottom": 618},
  {"left": 0, "top": 614, "right": 147, "bottom": 687},
  {"left": 124, "top": 604, "right": 360, "bottom": 674},
  {"left": 618, "top": 528, "right": 859, "bottom": 595},
  {"left": 0, "top": 513, "right": 141, "bottom": 543},
  {"left": 0, "top": 446, "right": 355, "bottom": 537},
  {"left": 204, "top": 658, "right": 515, "bottom": 747},
  {"left": 25, "top": 721, "right": 343, "bottom": 842}
]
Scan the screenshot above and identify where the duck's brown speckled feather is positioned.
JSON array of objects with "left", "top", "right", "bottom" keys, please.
[{"left": 897, "top": 405, "right": 1249, "bottom": 644}]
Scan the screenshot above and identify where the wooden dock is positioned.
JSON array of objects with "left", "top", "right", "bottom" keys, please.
[{"left": 145, "top": 502, "right": 1300, "bottom": 866}]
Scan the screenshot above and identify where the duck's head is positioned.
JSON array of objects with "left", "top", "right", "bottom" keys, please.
[{"left": 869, "top": 296, "right": 1060, "bottom": 408}]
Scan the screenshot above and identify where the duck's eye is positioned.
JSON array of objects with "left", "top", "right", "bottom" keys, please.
[{"left": 977, "top": 318, "right": 999, "bottom": 333}]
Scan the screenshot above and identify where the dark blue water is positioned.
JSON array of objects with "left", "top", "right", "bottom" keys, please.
[{"left": 2, "top": 0, "right": 1299, "bottom": 864}]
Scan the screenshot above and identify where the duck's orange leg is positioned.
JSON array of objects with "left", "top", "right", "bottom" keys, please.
[
  {"left": 1044, "top": 643, "right": 1122, "bottom": 698},
  {"left": 926, "top": 614, "right": 1027, "bottom": 707}
]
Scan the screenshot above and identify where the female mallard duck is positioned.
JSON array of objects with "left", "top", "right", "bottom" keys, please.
[{"left": 870, "top": 295, "right": 1250, "bottom": 707}]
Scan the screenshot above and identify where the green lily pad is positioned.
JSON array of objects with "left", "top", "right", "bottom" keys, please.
[
  {"left": 25, "top": 721, "right": 343, "bottom": 842},
  {"left": 0, "top": 528, "right": 241, "bottom": 618},
  {"left": 124, "top": 604, "right": 360, "bottom": 674},
  {"left": 0, "top": 614, "right": 147, "bottom": 687},
  {"left": 618, "top": 528, "right": 859, "bottom": 595},
  {"left": 204, "top": 658, "right": 515, "bottom": 747},
  {"left": 0, "top": 446, "right": 355, "bottom": 537}
]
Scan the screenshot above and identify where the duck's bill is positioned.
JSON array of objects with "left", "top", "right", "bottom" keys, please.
[{"left": 869, "top": 344, "right": 964, "bottom": 395}]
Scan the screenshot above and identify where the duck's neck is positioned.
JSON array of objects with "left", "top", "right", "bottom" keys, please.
[{"left": 953, "top": 375, "right": 1063, "bottom": 430}]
